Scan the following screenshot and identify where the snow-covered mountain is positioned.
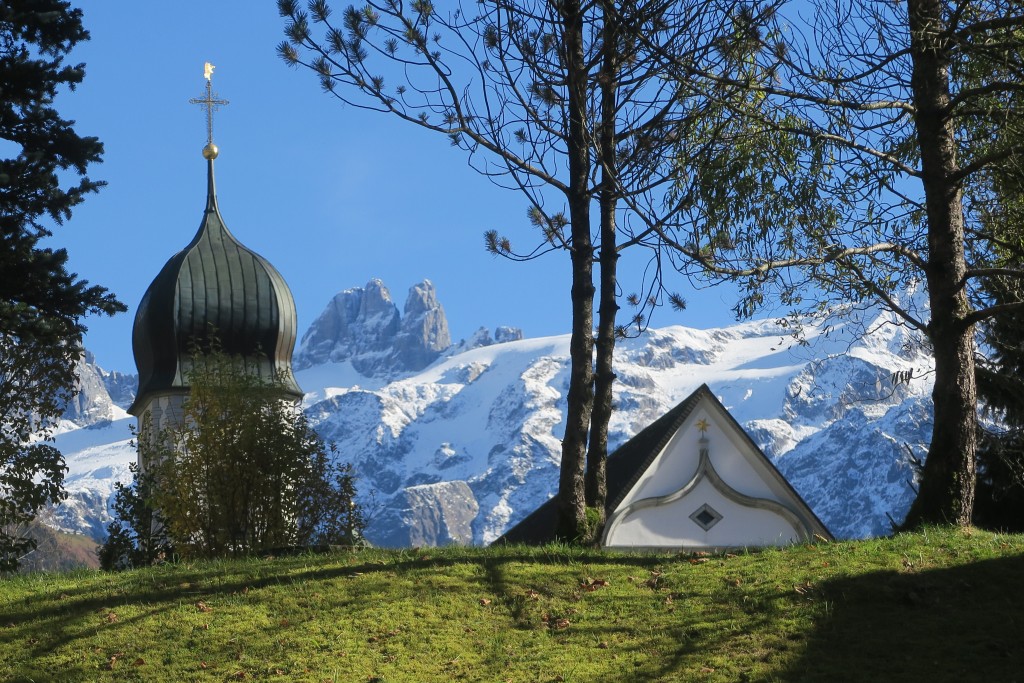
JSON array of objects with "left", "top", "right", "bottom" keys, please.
[
  {"left": 51, "top": 281, "right": 935, "bottom": 546},
  {"left": 50, "top": 353, "right": 137, "bottom": 538}
]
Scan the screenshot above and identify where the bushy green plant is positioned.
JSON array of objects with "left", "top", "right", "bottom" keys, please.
[
  {"left": 102, "top": 347, "right": 364, "bottom": 567},
  {"left": 97, "top": 456, "right": 171, "bottom": 571}
]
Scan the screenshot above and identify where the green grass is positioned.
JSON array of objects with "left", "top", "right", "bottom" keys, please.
[{"left": 2, "top": 527, "right": 1022, "bottom": 682}]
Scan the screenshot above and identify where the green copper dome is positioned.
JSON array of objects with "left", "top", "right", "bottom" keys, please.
[{"left": 129, "top": 158, "right": 301, "bottom": 415}]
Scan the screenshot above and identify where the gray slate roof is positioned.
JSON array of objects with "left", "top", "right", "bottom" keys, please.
[{"left": 129, "top": 159, "right": 301, "bottom": 414}]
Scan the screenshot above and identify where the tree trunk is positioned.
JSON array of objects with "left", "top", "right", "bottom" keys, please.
[
  {"left": 586, "top": 0, "right": 619, "bottom": 526},
  {"left": 556, "top": 0, "right": 595, "bottom": 541},
  {"left": 902, "top": 0, "right": 976, "bottom": 528},
  {"left": 587, "top": 201, "right": 615, "bottom": 521}
]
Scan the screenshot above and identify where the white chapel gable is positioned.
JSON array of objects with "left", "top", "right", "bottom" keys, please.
[{"left": 602, "top": 387, "right": 829, "bottom": 550}]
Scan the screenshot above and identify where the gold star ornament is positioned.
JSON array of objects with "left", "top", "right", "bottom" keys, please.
[{"left": 696, "top": 418, "right": 710, "bottom": 434}]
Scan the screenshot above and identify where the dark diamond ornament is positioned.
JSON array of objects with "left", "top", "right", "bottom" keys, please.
[{"left": 689, "top": 504, "right": 723, "bottom": 531}]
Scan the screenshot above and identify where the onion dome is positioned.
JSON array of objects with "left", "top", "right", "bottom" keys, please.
[{"left": 128, "top": 154, "right": 302, "bottom": 415}]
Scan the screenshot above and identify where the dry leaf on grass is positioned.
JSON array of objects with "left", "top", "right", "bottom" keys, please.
[{"left": 580, "top": 577, "right": 610, "bottom": 591}]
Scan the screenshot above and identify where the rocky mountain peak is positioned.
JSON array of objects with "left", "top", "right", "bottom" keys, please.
[
  {"left": 495, "top": 326, "right": 524, "bottom": 344},
  {"left": 61, "top": 352, "right": 135, "bottom": 427},
  {"left": 361, "top": 279, "right": 401, "bottom": 324},
  {"left": 403, "top": 280, "right": 439, "bottom": 317},
  {"left": 395, "top": 280, "right": 452, "bottom": 371},
  {"left": 295, "top": 279, "right": 452, "bottom": 376},
  {"left": 463, "top": 326, "right": 525, "bottom": 349}
]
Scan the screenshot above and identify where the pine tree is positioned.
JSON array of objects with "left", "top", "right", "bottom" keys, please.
[
  {"left": 975, "top": 283, "right": 1024, "bottom": 530},
  {"left": 0, "top": 0, "right": 124, "bottom": 572},
  {"left": 970, "top": 55, "right": 1024, "bottom": 530}
]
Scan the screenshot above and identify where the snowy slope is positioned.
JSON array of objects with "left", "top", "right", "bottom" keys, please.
[
  {"left": 303, "top": 310, "right": 932, "bottom": 544},
  {"left": 53, "top": 301, "right": 934, "bottom": 545},
  {"left": 51, "top": 418, "right": 136, "bottom": 539}
]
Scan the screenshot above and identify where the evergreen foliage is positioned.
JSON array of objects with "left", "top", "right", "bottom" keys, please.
[
  {"left": 0, "top": 0, "right": 124, "bottom": 573},
  {"left": 102, "top": 347, "right": 364, "bottom": 566},
  {"left": 975, "top": 277, "right": 1024, "bottom": 530},
  {"left": 970, "top": 53, "right": 1024, "bottom": 530},
  {"left": 974, "top": 429, "right": 1024, "bottom": 531}
]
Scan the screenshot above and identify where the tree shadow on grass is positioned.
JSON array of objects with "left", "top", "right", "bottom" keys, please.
[
  {"left": 22, "top": 547, "right": 1017, "bottom": 682},
  {"left": 2, "top": 547, "right": 674, "bottom": 681},
  {"left": 774, "top": 554, "right": 1024, "bottom": 683},
  {"left": 476, "top": 552, "right": 785, "bottom": 683}
]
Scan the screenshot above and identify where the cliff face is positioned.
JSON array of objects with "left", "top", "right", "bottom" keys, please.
[
  {"left": 394, "top": 280, "right": 452, "bottom": 372},
  {"left": 294, "top": 279, "right": 451, "bottom": 377},
  {"left": 61, "top": 351, "right": 135, "bottom": 427}
]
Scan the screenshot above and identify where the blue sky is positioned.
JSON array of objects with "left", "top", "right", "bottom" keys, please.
[{"left": 60, "top": 1, "right": 741, "bottom": 372}]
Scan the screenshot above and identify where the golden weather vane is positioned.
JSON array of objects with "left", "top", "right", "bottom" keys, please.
[{"left": 189, "top": 62, "right": 229, "bottom": 157}]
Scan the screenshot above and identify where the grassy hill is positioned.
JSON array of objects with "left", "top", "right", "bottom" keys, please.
[{"left": 2, "top": 527, "right": 1022, "bottom": 682}]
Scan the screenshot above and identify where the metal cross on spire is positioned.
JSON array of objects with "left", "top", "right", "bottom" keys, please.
[{"left": 189, "top": 62, "right": 229, "bottom": 147}]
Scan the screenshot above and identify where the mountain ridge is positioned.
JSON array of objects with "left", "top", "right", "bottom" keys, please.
[{"left": 49, "top": 280, "right": 934, "bottom": 546}]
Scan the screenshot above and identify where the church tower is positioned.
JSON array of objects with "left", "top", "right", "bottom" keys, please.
[{"left": 128, "top": 65, "right": 302, "bottom": 438}]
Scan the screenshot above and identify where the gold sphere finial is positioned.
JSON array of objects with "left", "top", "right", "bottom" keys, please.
[{"left": 202, "top": 143, "right": 219, "bottom": 160}]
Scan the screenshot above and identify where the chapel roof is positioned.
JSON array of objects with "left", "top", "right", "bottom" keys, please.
[{"left": 128, "top": 153, "right": 301, "bottom": 414}]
